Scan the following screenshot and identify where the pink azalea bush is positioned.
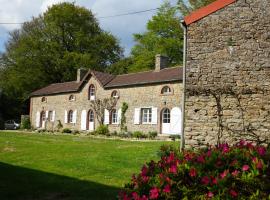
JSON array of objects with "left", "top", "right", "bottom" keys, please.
[{"left": 119, "top": 141, "right": 270, "bottom": 199}]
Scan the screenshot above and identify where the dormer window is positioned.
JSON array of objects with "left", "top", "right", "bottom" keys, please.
[
  {"left": 69, "top": 95, "right": 75, "bottom": 101},
  {"left": 41, "top": 97, "right": 47, "bottom": 103},
  {"left": 111, "top": 90, "right": 119, "bottom": 98},
  {"left": 161, "top": 86, "right": 172, "bottom": 95},
  {"left": 89, "top": 84, "right": 95, "bottom": 100}
]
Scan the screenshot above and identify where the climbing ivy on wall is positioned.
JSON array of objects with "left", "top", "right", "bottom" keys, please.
[{"left": 120, "top": 102, "right": 129, "bottom": 132}]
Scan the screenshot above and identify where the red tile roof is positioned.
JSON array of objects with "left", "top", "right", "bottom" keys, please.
[
  {"left": 184, "top": 0, "right": 236, "bottom": 26},
  {"left": 30, "top": 67, "right": 182, "bottom": 97}
]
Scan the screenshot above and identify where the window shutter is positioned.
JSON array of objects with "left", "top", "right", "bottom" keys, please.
[
  {"left": 64, "top": 110, "right": 68, "bottom": 123},
  {"left": 81, "top": 110, "right": 87, "bottom": 130},
  {"left": 151, "top": 107, "right": 158, "bottom": 124},
  {"left": 52, "top": 111, "right": 55, "bottom": 122},
  {"left": 117, "top": 108, "right": 122, "bottom": 124},
  {"left": 104, "top": 109, "right": 110, "bottom": 125},
  {"left": 36, "top": 112, "right": 40, "bottom": 128},
  {"left": 134, "top": 108, "right": 140, "bottom": 125},
  {"left": 45, "top": 111, "right": 49, "bottom": 119},
  {"left": 73, "top": 110, "right": 77, "bottom": 123}
]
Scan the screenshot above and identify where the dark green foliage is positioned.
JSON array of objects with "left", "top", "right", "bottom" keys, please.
[
  {"left": 178, "top": 0, "right": 216, "bottom": 15},
  {"left": 106, "top": 58, "right": 133, "bottom": 75},
  {"left": 128, "top": 1, "right": 183, "bottom": 73},
  {"left": 95, "top": 125, "right": 109, "bottom": 135},
  {"left": 20, "top": 117, "right": 31, "bottom": 130},
  {"left": 148, "top": 131, "right": 158, "bottom": 139},
  {"left": 121, "top": 142, "right": 270, "bottom": 199},
  {"left": 120, "top": 102, "right": 129, "bottom": 132},
  {"left": 62, "top": 128, "right": 72, "bottom": 134},
  {"left": 0, "top": 2, "right": 123, "bottom": 120},
  {"left": 132, "top": 131, "right": 146, "bottom": 139}
]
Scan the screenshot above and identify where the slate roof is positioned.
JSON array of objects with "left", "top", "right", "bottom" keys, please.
[
  {"left": 184, "top": 0, "right": 236, "bottom": 26},
  {"left": 30, "top": 67, "right": 182, "bottom": 97}
]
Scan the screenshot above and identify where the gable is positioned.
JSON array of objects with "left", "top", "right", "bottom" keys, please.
[{"left": 184, "top": 0, "right": 236, "bottom": 26}]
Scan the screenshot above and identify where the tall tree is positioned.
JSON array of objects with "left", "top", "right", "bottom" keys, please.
[
  {"left": 178, "top": 0, "right": 216, "bottom": 15},
  {"left": 127, "top": 1, "right": 183, "bottom": 73},
  {"left": 0, "top": 2, "right": 123, "bottom": 119}
]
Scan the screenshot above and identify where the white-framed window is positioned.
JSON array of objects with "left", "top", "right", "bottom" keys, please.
[
  {"left": 111, "top": 109, "right": 118, "bottom": 124},
  {"left": 68, "top": 110, "right": 73, "bottom": 123},
  {"left": 89, "top": 110, "right": 94, "bottom": 122},
  {"left": 69, "top": 95, "right": 75, "bottom": 101},
  {"left": 161, "top": 86, "right": 172, "bottom": 95},
  {"left": 48, "top": 111, "right": 53, "bottom": 121},
  {"left": 162, "top": 108, "right": 170, "bottom": 123},
  {"left": 89, "top": 84, "right": 95, "bottom": 100},
  {"left": 141, "top": 108, "right": 152, "bottom": 124}
]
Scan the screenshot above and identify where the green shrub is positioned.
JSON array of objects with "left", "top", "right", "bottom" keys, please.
[
  {"left": 95, "top": 125, "right": 109, "bottom": 135},
  {"left": 62, "top": 128, "right": 72, "bottom": 134},
  {"left": 132, "top": 131, "right": 146, "bottom": 139},
  {"left": 148, "top": 131, "right": 158, "bottom": 139},
  {"left": 21, "top": 117, "right": 31, "bottom": 129},
  {"left": 111, "top": 131, "right": 118, "bottom": 136},
  {"left": 72, "top": 130, "right": 80, "bottom": 135},
  {"left": 169, "top": 135, "right": 181, "bottom": 141},
  {"left": 120, "top": 141, "right": 270, "bottom": 200},
  {"left": 0, "top": 117, "right": 4, "bottom": 130}
]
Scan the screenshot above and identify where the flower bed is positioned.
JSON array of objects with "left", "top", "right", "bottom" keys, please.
[{"left": 119, "top": 141, "right": 270, "bottom": 199}]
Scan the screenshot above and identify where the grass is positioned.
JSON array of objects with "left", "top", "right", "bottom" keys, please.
[{"left": 0, "top": 131, "right": 176, "bottom": 200}]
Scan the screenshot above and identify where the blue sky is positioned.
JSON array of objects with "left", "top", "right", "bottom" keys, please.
[{"left": 0, "top": 0, "right": 178, "bottom": 55}]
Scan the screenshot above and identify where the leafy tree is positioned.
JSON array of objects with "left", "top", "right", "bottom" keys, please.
[
  {"left": 0, "top": 2, "right": 123, "bottom": 119},
  {"left": 127, "top": 1, "right": 183, "bottom": 73},
  {"left": 106, "top": 57, "right": 133, "bottom": 75},
  {"left": 178, "top": 0, "right": 216, "bottom": 15}
]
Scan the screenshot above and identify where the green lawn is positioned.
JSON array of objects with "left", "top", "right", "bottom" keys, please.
[{"left": 0, "top": 131, "right": 176, "bottom": 200}]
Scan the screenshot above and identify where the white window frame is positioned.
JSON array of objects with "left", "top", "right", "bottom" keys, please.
[
  {"left": 111, "top": 109, "right": 118, "bottom": 124},
  {"left": 141, "top": 108, "right": 152, "bottom": 124},
  {"left": 68, "top": 110, "right": 73, "bottom": 123},
  {"left": 161, "top": 86, "right": 172, "bottom": 95},
  {"left": 89, "top": 85, "right": 95, "bottom": 100}
]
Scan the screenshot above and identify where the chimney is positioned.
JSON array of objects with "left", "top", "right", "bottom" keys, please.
[
  {"left": 77, "top": 68, "right": 88, "bottom": 82},
  {"left": 155, "top": 54, "right": 169, "bottom": 71}
]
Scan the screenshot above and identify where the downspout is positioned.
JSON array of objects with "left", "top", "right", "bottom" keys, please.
[{"left": 180, "top": 20, "right": 187, "bottom": 151}]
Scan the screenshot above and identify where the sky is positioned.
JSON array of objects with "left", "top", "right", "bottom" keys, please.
[{"left": 0, "top": 0, "right": 178, "bottom": 55}]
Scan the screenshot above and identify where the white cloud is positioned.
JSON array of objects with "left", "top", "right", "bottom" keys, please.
[{"left": 0, "top": 0, "right": 178, "bottom": 55}]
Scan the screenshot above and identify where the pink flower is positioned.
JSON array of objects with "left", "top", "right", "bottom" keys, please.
[
  {"left": 207, "top": 191, "right": 214, "bottom": 198},
  {"left": 230, "top": 159, "right": 238, "bottom": 166},
  {"left": 132, "top": 192, "right": 140, "bottom": 200},
  {"left": 221, "top": 143, "right": 230, "bottom": 153},
  {"left": 149, "top": 187, "right": 159, "bottom": 199},
  {"left": 163, "top": 184, "right": 171, "bottom": 193},
  {"left": 201, "top": 176, "right": 210, "bottom": 185},
  {"left": 189, "top": 168, "right": 197, "bottom": 177},
  {"left": 169, "top": 164, "right": 177, "bottom": 174},
  {"left": 242, "top": 165, "right": 250, "bottom": 171},
  {"left": 253, "top": 157, "right": 264, "bottom": 169},
  {"left": 197, "top": 155, "right": 205, "bottom": 163},
  {"left": 167, "top": 152, "right": 175, "bottom": 163},
  {"left": 257, "top": 146, "right": 266, "bottom": 156},
  {"left": 220, "top": 169, "right": 229, "bottom": 179},
  {"left": 141, "top": 165, "right": 148, "bottom": 176},
  {"left": 142, "top": 176, "right": 149, "bottom": 183},
  {"left": 229, "top": 189, "right": 238, "bottom": 198},
  {"left": 210, "top": 176, "right": 218, "bottom": 185},
  {"left": 231, "top": 170, "right": 239, "bottom": 177},
  {"left": 140, "top": 195, "right": 148, "bottom": 200},
  {"left": 206, "top": 150, "right": 212, "bottom": 157}
]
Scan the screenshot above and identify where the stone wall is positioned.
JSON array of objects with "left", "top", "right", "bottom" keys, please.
[
  {"left": 185, "top": 0, "right": 270, "bottom": 148},
  {"left": 31, "top": 75, "right": 183, "bottom": 134}
]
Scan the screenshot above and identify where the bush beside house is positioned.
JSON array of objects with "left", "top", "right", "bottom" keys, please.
[{"left": 119, "top": 141, "right": 270, "bottom": 199}]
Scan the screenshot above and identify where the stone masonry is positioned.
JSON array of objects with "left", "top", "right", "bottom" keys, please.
[{"left": 184, "top": 0, "right": 270, "bottom": 147}]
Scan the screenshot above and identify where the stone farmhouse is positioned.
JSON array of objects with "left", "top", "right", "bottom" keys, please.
[
  {"left": 182, "top": 0, "right": 270, "bottom": 147},
  {"left": 30, "top": 55, "right": 183, "bottom": 135}
]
